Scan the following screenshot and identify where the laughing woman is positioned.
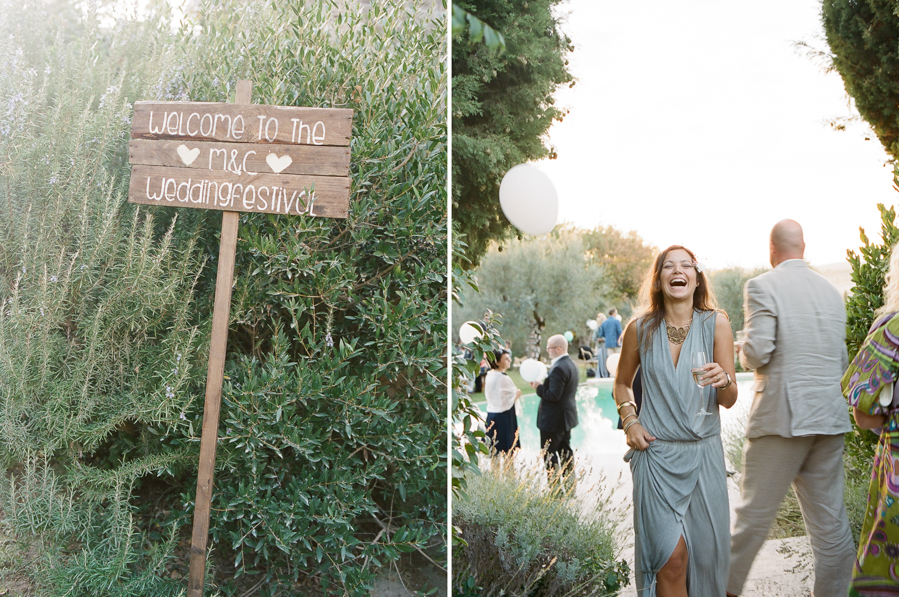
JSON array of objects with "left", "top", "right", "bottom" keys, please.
[{"left": 614, "top": 245, "right": 738, "bottom": 597}]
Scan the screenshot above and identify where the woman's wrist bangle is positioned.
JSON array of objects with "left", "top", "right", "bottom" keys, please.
[
  {"left": 623, "top": 418, "right": 640, "bottom": 433},
  {"left": 616, "top": 400, "right": 637, "bottom": 414},
  {"left": 621, "top": 412, "right": 637, "bottom": 424},
  {"left": 721, "top": 372, "right": 733, "bottom": 389}
]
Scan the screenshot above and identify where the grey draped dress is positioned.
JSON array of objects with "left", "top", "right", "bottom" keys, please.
[{"left": 624, "top": 310, "right": 729, "bottom": 596}]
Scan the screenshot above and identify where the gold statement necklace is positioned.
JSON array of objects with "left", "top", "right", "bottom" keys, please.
[{"left": 665, "top": 319, "right": 691, "bottom": 345}]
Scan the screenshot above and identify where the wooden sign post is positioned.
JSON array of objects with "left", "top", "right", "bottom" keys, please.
[{"left": 127, "top": 81, "right": 352, "bottom": 596}]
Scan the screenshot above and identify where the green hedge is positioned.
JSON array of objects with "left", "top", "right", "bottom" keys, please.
[{"left": 0, "top": 0, "right": 446, "bottom": 595}]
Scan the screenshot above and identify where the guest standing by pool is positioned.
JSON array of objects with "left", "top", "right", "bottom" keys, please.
[
  {"left": 593, "top": 312, "right": 610, "bottom": 377},
  {"left": 484, "top": 349, "right": 522, "bottom": 455},
  {"left": 614, "top": 245, "right": 737, "bottom": 597},
  {"left": 531, "top": 334, "right": 579, "bottom": 479},
  {"left": 842, "top": 242, "right": 899, "bottom": 596},
  {"left": 599, "top": 308, "right": 623, "bottom": 355}
]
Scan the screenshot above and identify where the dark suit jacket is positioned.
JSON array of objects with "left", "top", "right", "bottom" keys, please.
[{"left": 536, "top": 354, "right": 579, "bottom": 432}]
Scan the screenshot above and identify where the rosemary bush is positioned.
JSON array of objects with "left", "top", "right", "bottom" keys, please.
[{"left": 0, "top": 2, "right": 199, "bottom": 593}]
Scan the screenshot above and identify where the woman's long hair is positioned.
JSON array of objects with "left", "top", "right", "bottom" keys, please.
[
  {"left": 631, "top": 245, "right": 722, "bottom": 350},
  {"left": 877, "top": 243, "right": 899, "bottom": 317}
]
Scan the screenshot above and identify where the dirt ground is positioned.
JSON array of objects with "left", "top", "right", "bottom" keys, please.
[
  {"left": 369, "top": 549, "right": 448, "bottom": 597},
  {"left": 0, "top": 539, "right": 447, "bottom": 597}
]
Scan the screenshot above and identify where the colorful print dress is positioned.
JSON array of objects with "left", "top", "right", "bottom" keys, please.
[{"left": 842, "top": 312, "right": 899, "bottom": 595}]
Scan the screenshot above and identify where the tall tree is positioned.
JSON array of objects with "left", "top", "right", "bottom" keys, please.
[
  {"left": 823, "top": 0, "right": 899, "bottom": 161},
  {"left": 452, "top": 0, "right": 574, "bottom": 267},
  {"left": 454, "top": 228, "right": 609, "bottom": 358},
  {"left": 708, "top": 267, "right": 768, "bottom": 336},
  {"left": 582, "top": 225, "right": 656, "bottom": 317},
  {"left": 452, "top": 3, "right": 505, "bottom": 51}
]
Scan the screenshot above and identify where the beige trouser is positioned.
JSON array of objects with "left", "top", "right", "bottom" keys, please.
[{"left": 727, "top": 434, "right": 854, "bottom": 597}]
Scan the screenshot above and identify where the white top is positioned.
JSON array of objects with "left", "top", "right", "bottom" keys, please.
[{"left": 485, "top": 370, "right": 518, "bottom": 413}]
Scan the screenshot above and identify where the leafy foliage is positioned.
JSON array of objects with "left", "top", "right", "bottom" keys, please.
[
  {"left": 454, "top": 226, "right": 656, "bottom": 358},
  {"left": 455, "top": 230, "right": 607, "bottom": 355},
  {"left": 144, "top": 0, "right": 449, "bottom": 593},
  {"left": 823, "top": 0, "right": 899, "bottom": 161},
  {"left": 845, "top": 204, "right": 899, "bottom": 358},
  {"left": 0, "top": 4, "right": 199, "bottom": 593},
  {"left": 453, "top": 458, "right": 630, "bottom": 596},
  {"left": 0, "top": 0, "right": 446, "bottom": 594},
  {"left": 708, "top": 266, "right": 768, "bottom": 336},
  {"left": 452, "top": 3, "right": 506, "bottom": 51},
  {"left": 582, "top": 225, "right": 657, "bottom": 316},
  {"left": 452, "top": 0, "right": 574, "bottom": 267},
  {"left": 450, "top": 307, "right": 504, "bottom": 499}
]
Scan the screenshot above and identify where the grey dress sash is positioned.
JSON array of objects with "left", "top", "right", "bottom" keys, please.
[{"left": 625, "top": 310, "right": 730, "bottom": 596}]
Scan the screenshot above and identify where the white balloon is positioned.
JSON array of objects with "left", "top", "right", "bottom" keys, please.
[
  {"left": 587, "top": 319, "right": 598, "bottom": 331},
  {"left": 606, "top": 353, "right": 621, "bottom": 377},
  {"left": 519, "top": 358, "right": 548, "bottom": 383},
  {"left": 459, "top": 321, "right": 483, "bottom": 344},
  {"left": 499, "top": 164, "right": 559, "bottom": 236}
]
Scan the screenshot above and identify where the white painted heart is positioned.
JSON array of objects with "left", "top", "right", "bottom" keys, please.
[
  {"left": 266, "top": 153, "right": 293, "bottom": 174},
  {"left": 176, "top": 144, "right": 200, "bottom": 166}
]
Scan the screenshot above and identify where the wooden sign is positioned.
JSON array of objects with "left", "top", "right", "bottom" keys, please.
[
  {"left": 126, "top": 83, "right": 353, "bottom": 597},
  {"left": 128, "top": 101, "right": 353, "bottom": 218}
]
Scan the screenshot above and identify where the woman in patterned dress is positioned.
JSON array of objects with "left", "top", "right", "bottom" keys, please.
[{"left": 843, "top": 243, "right": 899, "bottom": 596}]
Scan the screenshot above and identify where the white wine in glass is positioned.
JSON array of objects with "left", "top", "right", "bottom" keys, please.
[{"left": 691, "top": 351, "right": 714, "bottom": 417}]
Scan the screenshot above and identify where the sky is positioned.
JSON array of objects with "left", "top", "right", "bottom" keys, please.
[{"left": 535, "top": 0, "right": 897, "bottom": 270}]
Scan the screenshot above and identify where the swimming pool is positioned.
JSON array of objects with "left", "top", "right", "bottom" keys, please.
[
  {"left": 475, "top": 375, "right": 753, "bottom": 462},
  {"left": 474, "top": 375, "right": 753, "bottom": 511}
]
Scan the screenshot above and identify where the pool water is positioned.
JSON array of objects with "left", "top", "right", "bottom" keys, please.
[
  {"left": 515, "top": 382, "right": 625, "bottom": 454},
  {"left": 476, "top": 376, "right": 752, "bottom": 460},
  {"left": 475, "top": 376, "right": 753, "bottom": 516}
]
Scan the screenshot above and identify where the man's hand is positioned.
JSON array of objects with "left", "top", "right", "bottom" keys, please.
[{"left": 530, "top": 381, "right": 540, "bottom": 389}]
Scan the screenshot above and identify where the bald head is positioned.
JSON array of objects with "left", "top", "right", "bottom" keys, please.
[
  {"left": 546, "top": 334, "right": 568, "bottom": 356},
  {"left": 769, "top": 219, "right": 805, "bottom": 267}
]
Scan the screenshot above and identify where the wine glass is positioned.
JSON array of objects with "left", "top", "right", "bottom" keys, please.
[{"left": 691, "top": 351, "right": 714, "bottom": 417}]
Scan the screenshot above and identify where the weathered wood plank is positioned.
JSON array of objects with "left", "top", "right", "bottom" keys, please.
[
  {"left": 128, "top": 164, "right": 350, "bottom": 219},
  {"left": 129, "top": 139, "right": 351, "bottom": 177},
  {"left": 132, "top": 101, "right": 353, "bottom": 146}
]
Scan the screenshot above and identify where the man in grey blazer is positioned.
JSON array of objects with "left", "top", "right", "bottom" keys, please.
[
  {"left": 727, "top": 220, "right": 854, "bottom": 597},
  {"left": 531, "top": 334, "right": 579, "bottom": 477}
]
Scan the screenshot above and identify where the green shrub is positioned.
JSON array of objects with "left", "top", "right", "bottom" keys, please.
[
  {"left": 845, "top": 203, "right": 899, "bottom": 358},
  {"left": 0, "top": 0, "right": 447, "bottom": 594},
  {"left": 0, "top": 4, "right": 201, "bottom": 593},
  {"left": 451, "top": 306, "right": 504, "bottom": 499},
  {"left": 157, "top": 2, "right": 447, "bottom": 593},
  {"left": 453, "top": 458, "right": 629, "bottom": 597}
]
